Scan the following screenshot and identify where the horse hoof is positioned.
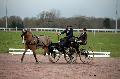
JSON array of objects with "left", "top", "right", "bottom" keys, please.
[
  {"left": 21, "top": 61, "right": 23, "bottom": 63},
  {"left": 21, "top": 59, "right": 23, "bottom": 63},
  {"left": 36, "top": 62, "right": 39, "bottom": 64},
  {"left": 36, "top": 61, "right": 42, "bottom": 64},
  {"left": 43, "top": 54, "right": 46, "bottom": 56},
  {"left": 39, "top": 61, "right": 43, "bottom": 63}
]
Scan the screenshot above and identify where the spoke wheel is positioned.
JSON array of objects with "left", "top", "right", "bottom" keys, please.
[
  {"left": 64, "top": 47, "right": 77, "bottom": 64},
  {"left": 79, "top": 48, "right": 94, "bottom": 64},
  {"left": 48, "top": 51, "right": 61, "bottom": 63}
]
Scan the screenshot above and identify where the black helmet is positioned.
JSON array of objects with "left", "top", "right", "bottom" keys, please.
[{"left": 83, "top": 28, "right": 87, "bottom": 31}]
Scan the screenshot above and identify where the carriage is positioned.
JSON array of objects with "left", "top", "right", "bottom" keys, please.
[{"left": 48, "top": 35, "right": 94, "bottom": 64}]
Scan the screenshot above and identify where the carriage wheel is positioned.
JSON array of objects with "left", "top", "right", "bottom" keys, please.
[
  {"left": 79, "top": 48, "right": 94, "bottom": 64},
  {"left": 48, "top": 51, "right": 62, "bottom": 63},
  {"left": 64, "top": 47, "right": 77, "bottom": 64}
]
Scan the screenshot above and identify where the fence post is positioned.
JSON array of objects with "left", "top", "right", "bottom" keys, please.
[
  {"left": 9, "top": 28, "right": 11, "bottom": 31},
  {"left": 4, "top": 28, "right": 6, "bottom": 31},
  {"left": 94, "top": 30, "right": 96, "bottom": 37},
  {"left": 16, "top": 27, "right": 17, "bottom": 31},
  {"left": 36, "top": 28, "right": 38, "bottom": 31},
  {"left": 30, "top": 28, "right": 31, "bottom": 31}
]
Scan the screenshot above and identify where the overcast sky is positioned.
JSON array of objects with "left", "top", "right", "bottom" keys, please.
[{"left": 0, "top": 0, "right": 120, "bottom": 19}]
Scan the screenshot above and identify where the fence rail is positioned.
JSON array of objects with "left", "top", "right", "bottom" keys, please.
[
  {"left": 0, "top": 27, "right": 120, "bottom": 32},
  {"left": 9, "top": 48, "right": 110, "bottom": 57},
  {"left": 9, "top": 48, "right": 33, "bottom": 55}
]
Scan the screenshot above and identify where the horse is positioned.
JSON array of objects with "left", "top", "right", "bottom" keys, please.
[{"left": 21, "top": 29, "right": 51, "bottom": 63}]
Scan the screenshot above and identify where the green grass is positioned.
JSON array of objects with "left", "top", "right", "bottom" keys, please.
[{"left": 0, "top": 31, "right": 120, "bottom": 57}]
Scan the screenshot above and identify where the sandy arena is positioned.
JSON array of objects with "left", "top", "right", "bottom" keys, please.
[{"left": 0, "top": 54, "right": 120, "bottom": 79}]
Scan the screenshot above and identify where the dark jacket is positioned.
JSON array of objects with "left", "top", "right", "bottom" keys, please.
[
  {"left": 79, "top": 32, "right": 87, "bottom": 44},
  {"left": 61, "top": 28, "right": 73, "bottom": 39}
]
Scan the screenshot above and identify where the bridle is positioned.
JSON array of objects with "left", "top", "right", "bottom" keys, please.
[{"left": 21, "top": 29, "right": 28, "bottom": 44}]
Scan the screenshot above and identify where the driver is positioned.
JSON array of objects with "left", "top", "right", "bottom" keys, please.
[
  {"left": 58, "top": 25, "right": 73, "bottom": 47},
  {"left": 61, "top": 25, "right": 73, "bottom": 39}
]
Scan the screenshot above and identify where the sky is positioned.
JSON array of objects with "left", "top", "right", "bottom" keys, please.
[{"left": 0, "top": 0, "right": 120, "bottom": 19}]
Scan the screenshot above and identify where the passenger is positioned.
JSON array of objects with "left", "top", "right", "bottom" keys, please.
[{"left": 78, "top": 27, "right": 87, "bottom": 45}]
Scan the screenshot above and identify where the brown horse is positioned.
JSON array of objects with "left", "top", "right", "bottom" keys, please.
[{"left": 21, "top": 29, "right": 51, "bottom": 63}]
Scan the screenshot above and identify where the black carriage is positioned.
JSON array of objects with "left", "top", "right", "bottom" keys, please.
[{"left": 48, "top": 35, "right": 94, "bottom": 64}]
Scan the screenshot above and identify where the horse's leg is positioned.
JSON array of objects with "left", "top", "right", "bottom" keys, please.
[
  {"left": 21, "top": 49, "right": 27, "bottom": 63},
  {"left": 43, "top": 47, "right": 48, "bottom": 56},
  {"left": 33, "top": 51, "right": 38, "bottom": 63},
  {"left": 31, "top": 46, "right": 38, "bottom": 63},
  {"left": 46, "top": 47, "right": 50, "bottom": 55}
]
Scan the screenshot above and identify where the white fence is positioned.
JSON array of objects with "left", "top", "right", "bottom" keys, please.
[
  {"left": 0, "top": 27, "right": 120, "bottom": 32},
  {"left": 88, "top": 51, "right": 110, "bottom": 57},
  {"left": 9, "top": 48, "right": 110, "bottom": 57},
  {"left": 9, "top": 48, "right": 33, "bottom": 55}
]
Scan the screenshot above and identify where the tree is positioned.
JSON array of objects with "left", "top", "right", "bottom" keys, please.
[
  {"left": 38, "top": 9, "right": 60, "bottom": 22},
  {"left": 103, "top": 18, "right": 111, "bottom": 29},
  {"left": 0, "top": 17, "right": 6, "bottom": 27},
  {"left": 8, "top": 16, "right": 23, "bottom": 28},
  {"left": 23, "top": 17, "right": 37, "bottom": 28},
  {"left": 118, "top": 18, "right": 120, "bottom": 29}
]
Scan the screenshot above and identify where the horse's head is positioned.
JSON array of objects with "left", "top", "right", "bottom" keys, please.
[{"left": 21, "top": 28, "right": 32, "bottom": 44}]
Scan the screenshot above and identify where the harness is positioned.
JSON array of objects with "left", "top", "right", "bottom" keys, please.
[
  {"left": 25, "top": 35, "right": 45, "bottom": 47},
  {"left": 22, "top": 31, "right": 48, "bottom": 48},
  {"left": 35, "top": 36, "right": 46, "bottom": 47}
]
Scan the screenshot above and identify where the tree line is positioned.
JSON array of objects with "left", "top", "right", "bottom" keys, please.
[{"left": 0, "top": 9, "right": 120, "bottom": 29}]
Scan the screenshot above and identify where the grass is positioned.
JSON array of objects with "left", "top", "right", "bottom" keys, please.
[{"left": 0, "top": 31, "right": 120, "bottom": 57}]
